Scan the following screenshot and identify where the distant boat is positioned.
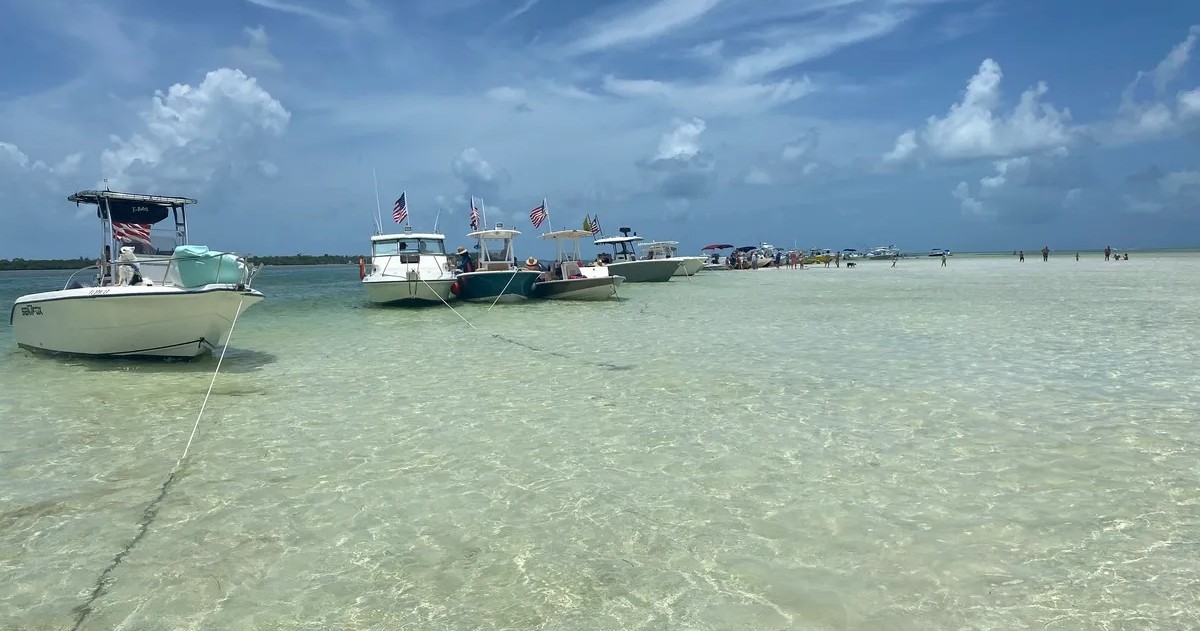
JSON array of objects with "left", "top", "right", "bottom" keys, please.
[
  {"left": 11, "top": 188, "right": 263, "bottom": 359},
  {"left": 929, "top": 248, "right": 952, "bottom": 257},
  {"left": 700, "top": 243, "right": 733, "bottom": 270},
  {"left": 361, "top": 226, "right": 457, "bottom": 306},
  {"left": 865, "top": 245, "right": 900, "bottom": 259},
  {"left": 593, "top": 227, "right": 679, "bottom": 282}
]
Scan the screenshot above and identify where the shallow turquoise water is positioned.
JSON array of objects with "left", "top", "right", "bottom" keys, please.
[{"left": 2, "top": 256, "right": 1198, "bottom": 629}]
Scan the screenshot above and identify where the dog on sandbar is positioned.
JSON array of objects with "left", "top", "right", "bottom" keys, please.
[{"left": 845, "top": 261, "right": 857, "bottom": 268}]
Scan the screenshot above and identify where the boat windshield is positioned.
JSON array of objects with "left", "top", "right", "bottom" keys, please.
[{"left": 373, "top": 238, "right": 445, "bottom": 257}]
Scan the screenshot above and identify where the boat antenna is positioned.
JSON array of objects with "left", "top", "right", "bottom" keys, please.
[
  {"left": 433, "top": 207, "right": 442, "bottom": 233},
  {"left": 370, "top": 168, "right": 384, "bottom": 235}
]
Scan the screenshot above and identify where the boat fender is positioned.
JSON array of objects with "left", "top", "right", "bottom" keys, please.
[
  {"left": 358, "top": 257, "right": 366, "bottom": 280},
  {"left": 450, "top": 280, "right": 461, "bottom": 295}
]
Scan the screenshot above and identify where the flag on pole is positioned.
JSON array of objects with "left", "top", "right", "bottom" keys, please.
[
  {"left": 589, "top": 214, "right": 601, "bottom": 236},
  {"left": 529, "top": 202, "right": 548, "bottom": 229},
  {"left": 392, "top": 193, "right": 408, "bottom": 224},
  {"left": 113, "top": 222, "right": 152, "bottom": 243},
  {"left": 582, "top": 216, "right": 592, "bottom": 233},
  {"left": 469, "top": 198, "right": 480, "bottom": 230}
]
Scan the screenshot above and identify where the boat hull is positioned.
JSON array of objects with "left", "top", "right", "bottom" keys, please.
[
  {"left": 363, "top": 278, "right": 455, "bottom": 305},
  {"left": 11, "top": 285, "right": 264, "bottom": 359},
  {"left": 533, "top": 275, "right": 624, "bottom": 300},
  {"left": 672, "top": 257, "right": 707, "bottom": 276},
  {"left": 456, "top": 270, "right": 541, "bottom": 302},
  {"left": 606, "top": 259, "right": 678, "bottom": 282}
]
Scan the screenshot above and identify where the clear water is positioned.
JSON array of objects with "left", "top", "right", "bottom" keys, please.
[{"left": 1, "top": 255, "right": 1198, "bottom": 630}]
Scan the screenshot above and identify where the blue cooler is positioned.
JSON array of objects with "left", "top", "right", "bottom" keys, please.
[{"left": 173, "top": 245, "right": 244, "bottom": 287}]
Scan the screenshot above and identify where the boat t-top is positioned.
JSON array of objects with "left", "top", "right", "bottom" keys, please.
[
  {"left": 533, "top": 229, "right": 624, "bottom": 300},
  {"left": 453, "top": 223, "right": 542, "bottom": 302},
  {"left": 700, "top": 243, "right": 733, "bottom": 270},
  {"left": 361, "top": 226, "right": 456, "bottom": 306},
  {"left": 592, "top": 227, "right": 680, "bottom": 282},
  {"left": 638, "top": 240, "right": 706, "bottom": 277},
  {"left": 10, "top": 188, "right": 264, "bottom": 359}
]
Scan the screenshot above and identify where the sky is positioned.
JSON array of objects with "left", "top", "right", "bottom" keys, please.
[{"left": 0, "top": 0, "right": 1198, "bottom": 259}]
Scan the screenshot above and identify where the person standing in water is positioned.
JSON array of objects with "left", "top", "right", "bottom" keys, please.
[
  {"left": 941, "top": 251, "right": 947, "bottom": 267},
  {"left": 1019, "top": 250, "right": 1025, "bottom": 262},
  {"left": 1075, "top": 252, "right": 1080, "bottom": 261},
  {"left": 1042, "top": 246, "right": 1050, "bottom": 262}
]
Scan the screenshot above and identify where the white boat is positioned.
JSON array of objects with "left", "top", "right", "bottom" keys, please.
[
  {"left": 453, "top": 224, "right": 542, "bottom": 302},
  {"left": 11, "top": 189, "right": 263, "bottom": 359},
  {"left": 361, "top": 227, "right": 457, "bottom": 305},
  {"left": 638, "top": 240, "right": 706, "bottom": 276},
  {"left": 593, "top": 228, "right": 680, "bottom": 282},
  {"left": 533, "top": 229, "right": 624, "bottom": 300},
  {"left": 866, "top": 245, "right": 900, "bottom": 259}
]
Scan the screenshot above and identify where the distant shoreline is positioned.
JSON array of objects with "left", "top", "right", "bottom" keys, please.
[
  {"left": 3, "top": 248, "right": 1198, "bottom": 271},
  {"left": 0, "top": 254, "right": 364, "bottom": 271}
]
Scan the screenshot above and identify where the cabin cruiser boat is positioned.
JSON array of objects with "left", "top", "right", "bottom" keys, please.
[
  {"left": 10, "top": 189, "right": 263, "bottom": 359},
  {"left": 361, "top": 227, "right": 456, "bottom": 305},
  {"left": 638, "top": 240, "right": 706, "bottom": 276},
  {"left": 593, "top": 227, "right": 679, "bottom": 282},
  {"left": 533, "top": 229, "right": 624, "bottom": 300},
  {"left": 866, "top": 245, "right": 900, "bottom": 260},
  {"left": 928, "top": 248, "right": 952, "bottom": 257},
  {"left": 453, "top": 223, "right": 542, "bottom": 302}
]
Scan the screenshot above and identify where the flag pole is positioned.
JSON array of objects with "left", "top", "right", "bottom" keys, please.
[
  {"left": 403, "top": 189, "right": 410, "bottom": 227},
  {"left": 433, "top": 207, "right": 441, "bottom": 233},
  {"left": 371, "top": 168, "right": 384, "bottom": 234},
  {"left": 481, "top": 198, "right": 488, "bottom": 229}
]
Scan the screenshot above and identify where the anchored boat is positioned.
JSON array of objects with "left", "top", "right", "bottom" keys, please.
[
  {"left": 534, "top": 229, "right": 624, "bottom": 300},
  {"left": 10, "top": 189, "right": 263, "bottom": 359},
  {"left": 453, "top": 224, "right": 542, "bottom": 302},
  {"left": 593, "top": 227, "right": 679, "bottom": 282},
  {"left": 361, "top": 227, "right": 457, "bottom": 305}
]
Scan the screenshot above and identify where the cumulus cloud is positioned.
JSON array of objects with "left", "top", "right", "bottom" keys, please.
[
  {"left": 1109, "top": 25, "right": 1200, "bottom": 143},
  {"left": 781, "top": 128, "right": 818, "bottom": 162},
  {"left": 636, "top": 117, "right": 717, "bottom": 205},
  {"left": 100, "top": 68, "right": 290, "bottom": 191},
  {"left": 227, "top": 25, "right": 283, "bottom": 71},
  {"left": 0, "top": 141, "right": 83, "bottom": 176},
  {"left": 743, "top": 166, "right": 772, "bottom": 185},
  {"left": 451, "top": 147, "right": 510, "bottom": 201},
  {"left": 950, "top": 149, "right": 1093, "bottom": 219}
]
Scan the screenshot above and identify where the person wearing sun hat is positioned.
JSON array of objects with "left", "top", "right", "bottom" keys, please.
[
  {"left": 522, "top": 256, "right": 541, "bottom": 271},
  {"left": 455, "top": 246, "right": 475, "bottom": 273}
]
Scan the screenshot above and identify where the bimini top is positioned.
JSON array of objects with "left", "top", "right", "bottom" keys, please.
[
  {"left": 638, "top": 240, "right": 678, "bottom": 248},
  {"left": 541, "top": 229, "right": 593, "bottom": 240},
  {"left": 468, "top": 228, "right": 522, "bottom": 239},
  {"left": 68, "top": 189, "right": 198, "bottom": 207},
  {"left": 70, "top": 189, "right": 197, "bottom": 225},
  {"left": 371, "top": 231, "right": 446, "bottom": 242},
  {"left": 702, "top": 243, "right": 734, "bottom": 250},
  {"left": 594, "top": 235, "right": 644, "bottom": 245}
]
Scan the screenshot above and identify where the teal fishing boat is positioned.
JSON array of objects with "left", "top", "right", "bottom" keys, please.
[{"left": 452, "top": 224, "right": 542, "bottom": 303}]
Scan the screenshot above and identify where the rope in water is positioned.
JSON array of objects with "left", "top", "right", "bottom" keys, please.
[{"left": 71, "top": 294, "right": 247, "bottom": 630}]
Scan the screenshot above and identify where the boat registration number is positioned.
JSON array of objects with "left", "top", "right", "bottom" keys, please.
[
  {"left": 19, "top": 305, "right": 43, "bottom": 316},
  {"left": 89, "top": 288, "right": 112, "bottom": 295}
]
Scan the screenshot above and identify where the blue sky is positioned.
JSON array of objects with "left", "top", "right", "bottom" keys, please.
[{"left": 1, "top": 0, "right": 1198, "bottom": 259}]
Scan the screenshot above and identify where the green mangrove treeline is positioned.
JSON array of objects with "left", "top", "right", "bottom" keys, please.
[{"left": 0, "top": 254, "right": 362, "bottom": 271}]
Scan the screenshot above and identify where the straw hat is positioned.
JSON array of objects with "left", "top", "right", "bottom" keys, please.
[
  {"left": 525, "top": 256, "right": 538, "bottom": 266},
  {"left": 456, "top": 246, "right": 468, "bottom": 255}
]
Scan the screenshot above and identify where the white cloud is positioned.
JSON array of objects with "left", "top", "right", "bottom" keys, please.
[
  {"left": 1062, "top": 187, "right": 1082, "bottom": 208},
  {"left": 0, "top": 142, "right": 30, "bottom": 169},
  {"left": 228, "top": 25, "right": 283, "bottom": 71},
  {"left": 567, "top": 0, "right": 723, "bottom": 55},
  {"left": 920, "top": 59, "right": 1074, "bottom": 160},
  {"left": 243, "top": 0, "right": 385, "bottom": 32},
  {"left": 655, "top": 117, "right": 706, "bottom": 160},
  {"left": 882, "top": 129, "right": 917, "bottom": 164},
  {"left": 744, "top": 166, "right": 772, "bottom": 185},
  {"left": 1109, "top": 26, "right": 1200, "bottom": 143},
  {"left": 601, "top": 74, "right": 815, "bottom": 117},
  {"left": 781, "top": 129, "right": 818, "bottom": 161},
  {"left": 952, "top": 181, "right": 985, "bottom": 216},
  {"left": 802, "top": 161, "right": 819, "bottom": 176},
  {"left": 451, "top": 147, "right": 509, "bottom": 199},
  {"left": 100, "top": 68, "right": 291, "bottom": 191},
  {"left": 637, "top": 118, "right": 716, "bottom": 203},
  {"left": 0, "top": 141, "right": 83, "bottom": 176}
]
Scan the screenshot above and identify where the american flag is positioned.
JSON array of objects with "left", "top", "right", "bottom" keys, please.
[
  {"left": 469, "top": 200, "right": 480, "bottom": 230},
  {"left": 392, "top": 193, "right": 408, "bottom": 224},
  {"left": 589, "top": 214, "right": 601, "bottom": 236},
  {"left": 529, "top": 203, "right": 547, "bottom": 229},
  {"left": 112, "top": 221, "right": 152, "bottom": 243}
]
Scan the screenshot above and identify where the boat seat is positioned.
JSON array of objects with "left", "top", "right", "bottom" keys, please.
[{"left": 560, "top": 260, "right": 583, "bottom": 279}]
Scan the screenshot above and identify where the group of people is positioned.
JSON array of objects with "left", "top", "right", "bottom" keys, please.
[{"left": 1011, "top": 246, "right": 1130, "bottom": 262}]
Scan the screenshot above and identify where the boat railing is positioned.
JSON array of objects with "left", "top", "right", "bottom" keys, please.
[{"left": 66, "top": 251, "right": 260, "bottom": 290}]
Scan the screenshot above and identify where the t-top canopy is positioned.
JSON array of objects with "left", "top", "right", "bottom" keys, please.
[
  {"left": 69, "top": 189, "right": 197, "bottom": 225},
  {"left": 702, "top": 243, "right": 734, "bottom": 250},
  {"left": 541, "top": 229, "right": 593, "bottom": 240},
  {"left": 594, "top": 235, "right": 643, "bottom": 245}
]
